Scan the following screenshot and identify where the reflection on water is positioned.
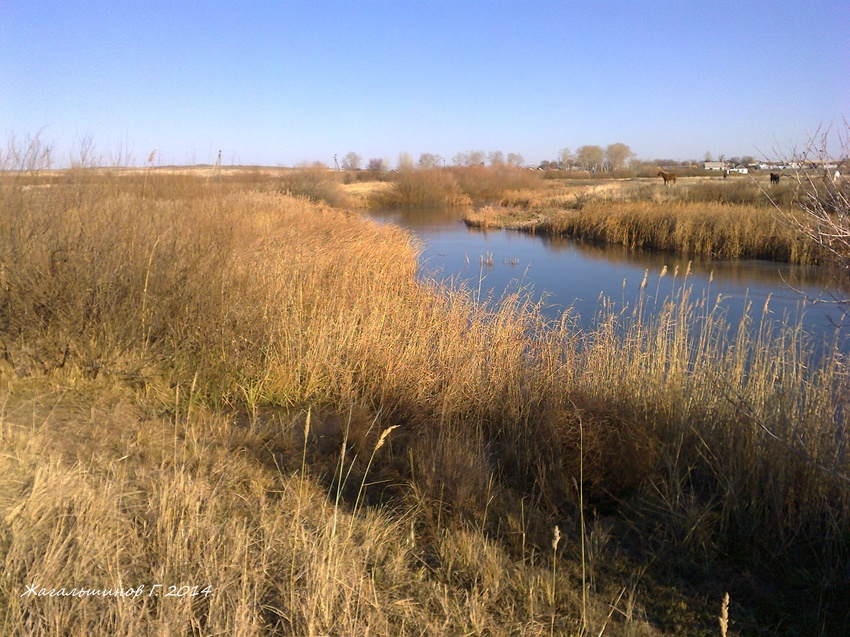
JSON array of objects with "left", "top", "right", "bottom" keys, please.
[
  {"left": 540, "top": 234, "right": 840, "bottom": 293},
  {"left": 369, "top": 207, "right": 464, "bottom": 229},
  {"left": 367, "top": 207, "right": 849, "bottom": 351}
]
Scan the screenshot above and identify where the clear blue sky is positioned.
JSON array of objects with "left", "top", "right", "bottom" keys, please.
[{"left": 2, "top": 1, "right": 848, "bottom": 167}]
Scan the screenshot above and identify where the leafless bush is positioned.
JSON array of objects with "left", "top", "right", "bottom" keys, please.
[
  {"left": 369, "top": 168, "right": 470, "bottom": 208},
  {"left": 772, "top": 125, "right": 850, "bottom": 285},
  {"left": 1, "top": 132, "right": 54, "bottom": 172},
  {"left": 277, "top": 164, "right": 350, "bottom": 206}
]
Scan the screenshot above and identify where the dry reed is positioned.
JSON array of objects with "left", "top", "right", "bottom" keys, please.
[{"left": 0, "top": 164, "right": 847, "bottom": 634}]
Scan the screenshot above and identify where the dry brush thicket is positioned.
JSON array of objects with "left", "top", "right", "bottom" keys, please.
[
  {"left": 369, "top": 165, "right": 544, "bottom": 209},
  {"left": 0, "top": 166, "right": 848, "bottom": 635}
]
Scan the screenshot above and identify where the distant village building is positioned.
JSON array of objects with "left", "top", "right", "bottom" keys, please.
[
  {"left": 704, "top": 161, "right": 748, "bottom": 174},
  {"left": 755, "top": 159, "right": 839, "bottom": 171}
]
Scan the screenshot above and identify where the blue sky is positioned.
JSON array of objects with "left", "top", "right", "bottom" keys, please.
[{"left": 2, "top": 1, "right": 848, "bottom": 167}]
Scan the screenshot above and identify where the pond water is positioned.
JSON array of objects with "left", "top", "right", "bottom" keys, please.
[{"left": 368, "top": 207, "right": 849, "bottom": 354}]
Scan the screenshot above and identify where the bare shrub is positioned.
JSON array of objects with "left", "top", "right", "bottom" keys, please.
[
  {"left": 369, "top": 168, "right": 470, "bottom": 208},
  {"left": 277, "top": 164, "right": 350, "bottom": 206},
  {"left": 373, "top": 165, "right": 544, "bottom": 209},
  {"left": 771, "top": 125, "right": 850, "bottom": 283},
  {"left": 450, "top": 164, "right": 543, "bottom": 201}
]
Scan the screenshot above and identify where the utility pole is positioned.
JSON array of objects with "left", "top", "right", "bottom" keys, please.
[{"left": 212, "top": 150, "right": 222, "bottom": 179}]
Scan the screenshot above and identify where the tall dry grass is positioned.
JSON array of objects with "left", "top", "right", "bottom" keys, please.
[
  {"left": 276, "top": 164, "right": 350, "bottom": 207},
  {"left": 0, "top": 385, "right": 585, "bottom": 636},
  {"left": 448, "top": 165, "right": 544, "bottom": 201},
  {"left": 539, "top": 200, "right": 825, "bottom": 263},
  {"left": 1, "top": 166, "right": 848, "bottom": 634},
  {"left": 678, "top": 179, "right": 797, "bottom": 208},
  {"left": 369, "top": 167, "right": 471, "bottom": 208},
  {"left": 466, "top": 176, "right": 829, "bottom": 265},
  {"left": 372, "top": 165, "right": 544, "bottom": 208}
]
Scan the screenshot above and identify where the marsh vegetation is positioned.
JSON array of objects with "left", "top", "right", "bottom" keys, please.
[
  {"left": 0, "top": 157, "right": 848, "bottom": 635},
  {"left": 464, "top": 175, "right": 841, "bottom": 266}
]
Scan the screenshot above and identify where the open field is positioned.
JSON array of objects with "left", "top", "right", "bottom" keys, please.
[{"left": 1, "top": 168, "right": 848, "bottom": 635}]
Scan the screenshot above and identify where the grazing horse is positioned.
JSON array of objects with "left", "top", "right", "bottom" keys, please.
[
  {"left": 770, "top": 172, "right": 780, "bottom": 185},
  {"left": 657, "top": 170, "right": 677, "bottom": 187}
]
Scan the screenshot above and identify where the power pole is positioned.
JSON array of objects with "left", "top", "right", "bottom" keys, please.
[{"left": 212, "top": 150, "right": 222, "bottom": 179}]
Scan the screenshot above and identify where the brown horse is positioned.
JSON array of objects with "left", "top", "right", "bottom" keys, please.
[
  {"left": 657, "top": 170, "right": 677, "bottom": 186},
  {"left": 770, "top": 172, "right": 780, "bottom": 185}
]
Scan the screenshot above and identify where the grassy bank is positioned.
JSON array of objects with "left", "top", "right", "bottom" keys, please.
[
  {"left": 465, "top": 176, "right": 834, "bottom": 265},
  {"left": 1, "top": 170, "right": 848, "bottom": 635}
]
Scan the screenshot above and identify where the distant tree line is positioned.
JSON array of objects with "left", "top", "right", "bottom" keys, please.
[
  {"left": 335, "top": 144, "right": 761, "bottom": 173},
  {"left": 536, "top": 144, "right": 635, "bottom": 172},
  {"left": 337, "top": 150, "right": 526, "bottom": 172}
]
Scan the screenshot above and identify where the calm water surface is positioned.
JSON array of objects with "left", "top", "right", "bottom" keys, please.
[{"left": 368, "top": 207, "right": 849, "bottom": 352}]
